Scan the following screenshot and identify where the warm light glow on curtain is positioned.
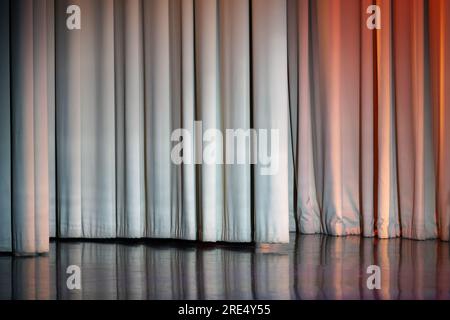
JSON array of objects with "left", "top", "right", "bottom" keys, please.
[{"left": 0, "top": 0, "right": 449, "bottom": 254}]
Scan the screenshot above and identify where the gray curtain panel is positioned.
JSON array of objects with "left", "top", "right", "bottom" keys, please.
[{"left": 1, "top": 0, "right": 450, "bottom": 255}]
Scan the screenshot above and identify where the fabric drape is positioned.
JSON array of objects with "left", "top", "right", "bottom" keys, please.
[
  {"left": 0, "top": 0, "right": 55, "bottom": 254},
  {"left": 0, "top": 0, "right": 449, "bottom": 254},
  {"left": 287, "top": 0, "right": 449, "bottom": 240}
]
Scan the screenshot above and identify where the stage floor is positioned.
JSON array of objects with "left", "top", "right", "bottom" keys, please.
[{"left": 1, "top": 234, "right": 449, "bottom": 300}]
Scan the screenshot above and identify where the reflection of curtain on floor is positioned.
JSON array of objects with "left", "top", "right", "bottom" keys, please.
[
  {"left": 0, "top": 0, "right": 450, "bottom": 255},
  {"left": 1, "top": 236, "right": 449, "bottom": 299}
]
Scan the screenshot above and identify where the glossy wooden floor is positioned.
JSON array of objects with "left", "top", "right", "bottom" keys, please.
[{"left": 0, "top": 234, "right": 449, "bottom": 300}]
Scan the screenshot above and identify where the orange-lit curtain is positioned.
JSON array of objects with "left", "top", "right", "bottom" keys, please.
[
  {"left": 0, "top": 0, "right": 12, "bottom": 252},
  {"left": 429, "top": 0, "right": 450, "bottom": 241},
  {"left": 288, "top": 0, "right": 449, "bottom": 241}
]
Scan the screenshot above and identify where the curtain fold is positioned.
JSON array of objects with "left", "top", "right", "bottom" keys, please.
[
  {"left": 287, "top": 0, "right": 450, "bottom": 241},
  {"left": 0, "top": 0, "right": 449, "bottom": 254},
  {"left": 252, "top": 0, "right": 290, "bottom": 243},
  {"left": 2, "top": 0, "right": 55, "bottom": 254},
  {"left": 114, "top": 0, "right": 146, "bottom": 239},
  {"left": 430, "top": 0, "right": 450, "bottom": 241},
  {"left": 0, "top": 0, "right": 11, "bottom": 252},
  {"left": 56, "top": 0, "right": 116, "bottom": 238},
  {"left": 220, "top": 0, "right": 252, "bottom": 242}
]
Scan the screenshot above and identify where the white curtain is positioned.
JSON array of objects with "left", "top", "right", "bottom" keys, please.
[
  {"left": 1, "top": 0, "right": 449, "bottom": 255},
  {"left": 52, "top": 0, "right": 289, "bottom": 244}
]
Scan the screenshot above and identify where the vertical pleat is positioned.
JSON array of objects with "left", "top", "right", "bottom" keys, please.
[
  {"left": 143, "top": 0, "right": 173, "bottom": 239},
  {"left": 55, "top": 0, "right": 82, "bottom": 238},
  {"left": 287, "top": 0, "right": 299, "bottom": 232},
  {"left": 169, "top": 0, "right": 183, "bottom": 239},
  {"left": 251, "top": 0, "right": 290, "bottom": 243},
  {"left": 114, "top": 0, "right": 146, "bottom": 238},
  {"left": 219, "top": 0, "right": 252, "bottom": 242},
  {"left": 375, "top": 0, "right": 401, "bottom": 238},
  {"left": 360, "top": 0, "right": 376, "bottom": 237},
  {"left": 312, "top": 0, "right": 362, "bottom": 236},
  {"left": 10, "top": 0, "right": 51, "bottom": 254},
  {"left": 47, "top": 0, "right": 56, "bottom": 239},
  {"left": 57, "top": 0, "right": 116, "bottom": 238},
  {"left": 293, "top": 0, "right": 322, "bottom": 235},
  {"left": 393, "top": 0, "right": 437, "bottom": 240},
  {"left": 438, "top": 1, "right": 450, "bottom": 242},
  {"left": 80, "top": 0, "right": 116, "bottom": 238},
  {"left": 195, "top": 0, "right": 224, "bottom": 241},
  {"left": 0, "top": 0, "right": 11, "bottom": 252},
  {"left": 33, "top": 0, "right": 52, "bottom": 252},
  {"left": 179, "top": 0, "right": 197, "bottom": 240},
  {"left": 11, "top": 0, "right": 36, "bottom": 254},
  {"left": 430, "top": 0, "right": 450, "bottom": 241},
  {"left": 43, "top": 0, "right": 57, "bottom": 237}
]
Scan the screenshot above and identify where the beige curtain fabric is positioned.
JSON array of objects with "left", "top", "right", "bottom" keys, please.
[{"left": 0, "top": 0, "right": 449, "bottom": 254}]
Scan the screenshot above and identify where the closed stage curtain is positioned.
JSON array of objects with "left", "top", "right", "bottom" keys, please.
[{"left": 0, "top": 0, "right": 449, "bottom": 254}]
